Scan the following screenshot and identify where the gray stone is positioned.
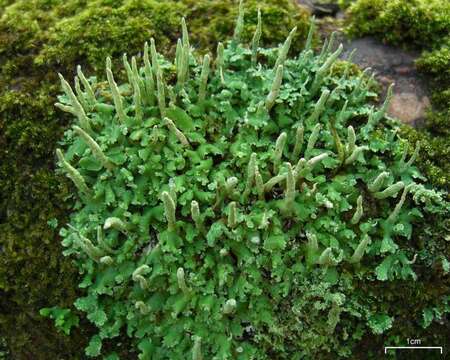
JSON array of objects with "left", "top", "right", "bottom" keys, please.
[
  {"left": 339, "top": 37, "right": 430, "bottom": 126},
  {"left": 388, "top": 93, "right": 430, "bottom": 126},
  {"left": 297, "top": 0, "right": 340, "bottom": 17}
]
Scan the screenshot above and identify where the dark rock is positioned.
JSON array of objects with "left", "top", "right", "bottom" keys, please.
[{"left": 297, "top": 0, "right": 340, "bottom": 17}]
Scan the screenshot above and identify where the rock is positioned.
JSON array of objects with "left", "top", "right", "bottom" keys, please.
[
  {"left": 340, "top": 37, "right": 429, "bottom": 126},
  {"left": 395, "top": 66, "right": 413, "bottom": 75},
  {"left": 297, "top": 0, "right": 340, "bottom": 17},
  {"left": 388, "top": 93, "right": 430, "bottom": 125},
  {"left": 336, "top": 11, "right": 346, "bottom": 20},
  {"left": 378, "top": 76, "right": 394, "bottom": 85}
]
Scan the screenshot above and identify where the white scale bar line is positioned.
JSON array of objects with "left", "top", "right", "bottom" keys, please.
[{"left": 385, "top": 346, "right": 443, "bottom": 354}]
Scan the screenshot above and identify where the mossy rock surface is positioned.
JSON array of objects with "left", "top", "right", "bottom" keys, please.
[
  {"left": 0, "top": 0, "right": 311, "bottom": 358},
  {"left": 344, "top": 0, "right": 450, "bottom": 191}
]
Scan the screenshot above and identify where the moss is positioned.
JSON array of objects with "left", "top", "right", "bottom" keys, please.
[
  {"left": 345, "top": 0, "right": 450, "bottom": 49},
  {"left": 400, "top": 117, "right": 450, "bottom": 192},
  {"left": 32, "top": 0, "right": 311, "bottom": 74},
  {"left": 0, "top": 0, "right": 311, "bottom": 358},
  {"left": 0, "top": 87, "right": 89, "bottom": 358},
  {"left": 182, "top": 0, "right": 310, "bottom": 55},
  {"left": 416, "top": 41, "right": 450, "bottom": 87},
  {"left": 35, "top": 1, "right": 185, "bottom": 72}
]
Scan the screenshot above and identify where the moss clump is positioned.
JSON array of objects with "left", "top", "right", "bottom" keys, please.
[
  {"left": 0, "top": 0, "right": 311, "bottom": 358},
  {"left": 52, "top": 5, "right": 448, "bottom": 358},
  {"left": 416, "top": 41, "right": 450, "bottom": 87},
  {"left": 345, "top": 0, "right": 450, "bottom": 48}
]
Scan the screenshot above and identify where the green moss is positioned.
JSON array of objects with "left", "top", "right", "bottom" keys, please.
[
  {"left": 182, "top": 0, "right": 310, "bottom": 54},
  {"left": 35, "top": 1, "right": 185, "bottom": 72},
  {"left": 0, "top": 86, "right": 89, "bottom": 358},
  {"left": 416, "top": 41, "right": 450, "bottom": 87},
  {"left": 0, "top": 0, "right": 311, "bottom": 357},
  {"left": 345, "top": 0, "right": 450, "bottom": 49},
  {"left": 400, "top": 126, "right": 449, "bottom": 192}
]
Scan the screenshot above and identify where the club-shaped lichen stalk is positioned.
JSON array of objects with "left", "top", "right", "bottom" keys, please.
[
  {"left": 132, "top": 265, "right": 151, "bottom": 290},
  {"left": 274, "top": 26, "right": 297, "bottom": 70},
  {"left": 284, "top": 163, "right": 296, "bottom": 213},
  {"left": 349, "top": 235, "right": 370, "bottom": 263},
  {"left": 251, "top": 8, "right": 262, "bottom": 64},
  {"left": 74, "top": 76, "right": 89, "bottom": 111},
  {"left": 254, "top": 167, "right": 265, "bottom": 200},
  {"left": 351, "top": 195, "right": 363, "bottom": 224},
  {"left": 97, "top": 226, "right": 116, "bottom": 254},
  {"left": 76, "top": 65, "right": 96, "bottom": 106},
  {"left": 372, "top": 83, "right": 394, "bottom": 124},
  {"left": 216, "top": 42, "right": 225, "bottom": 83},
  {"left": 143, "top": 42, "right": 156, "bottom": 105},
  {"left": 223, "top": 299, "right": 237, "bottom": 314},
  {"left": 57, "top": 74, "right": 92, "bottom": 131},
  {"left": 388, "top": 184, "right": 413, "bottom": 222},
  {"left": 177, "top": 267, "right": 190, "bottom": 294},
  {"left": 233, "top": 0, "right": 245, "bottom": 43},
  {"left": 56, "top": 149, "right": 90, "bottom": 195},
  {"left": 368, "top": 171, "right": 390, "bottom": 193},
  {"left": 311, "top": 45, "right": 343, "bottom": 95},
  {"left": 135, "top": 301, "right": 150, "bottom": 315},
  {"left": 345, "top": 145, "right": 367, "bottom": 165},
  {"left": 103, "top": 217, "right": 128, "bottom": 233},
  {"left": 164, "top": 117, "right": 190, "bottom": 147},
  {"left": 307, "top": 152, "right": 328, "bottom": 168},
  {"left": 306, "top": 89, "right": 329, "bottom": 126},
  {"left": 346, "top": 126, "right": 356, "bottom": 156},
  {"left": 401, "top": 141, "right": 421, "bottom": 169},
  {"left": 198, "top": 54, "right": 210, "bottom": 102},
  {"left": 228, "top": 202, "right": 237, "bottom": 228},
  {"left": 374, "top": 181, "right": 404, "bottom": 199},
  {"left": 100, "top": 256, "right": 114, "bottom": 265},
  {"left": 191, "top": 200, "right": 205, "bottom": 233},
  {"left": 292, "top": 123, "right": 304, "bottom": 160},
  {"left": 265, "top": 65, "right": 284, "bottom": 111},
  {"left": 304, "top": 17, "right": 315, "bottom": 51},
  {"left": 243, "top": 153, "right": 257, "bottom": 201},
  {"left": 192, "top": 336, "right": 203, "bottom": 360},
  {"left": 73, "top": 231, "right": 103, "bottom": 261},
  {"left": 305, "top": 123, "right": 322, "bottom": 160},
  {"left": 162, "top": 191, "right": 177, "bottom": 231},
  {"left": 105, "top": 58, "right": 127, "bottom": 123},
  {"left": 73, "top": 126, "right": 114, "bottom": 170},
  {"left": 273, "top": 132, "right": 287, "bottom": 173}
]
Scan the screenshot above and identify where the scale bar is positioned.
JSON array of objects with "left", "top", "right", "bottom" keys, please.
[{"left": 385, "top": 346, "right": 443, "bottom": 354}]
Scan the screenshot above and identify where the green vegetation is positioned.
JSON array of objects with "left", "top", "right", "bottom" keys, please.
[
  {"left": 343, "top": 4, "right": 450, "bottom": 355},
  {"left": 50, "top": 5, "right": 449, "bottom": 358},
  {"left": 345, "top": 0, "right": 450, "bottom": 191},
  {"left": 0, "top": 0, "right": 311, "bottom": 358},
  {"left": 345, "top": 0, "right": 449, "bottom": 48}
]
